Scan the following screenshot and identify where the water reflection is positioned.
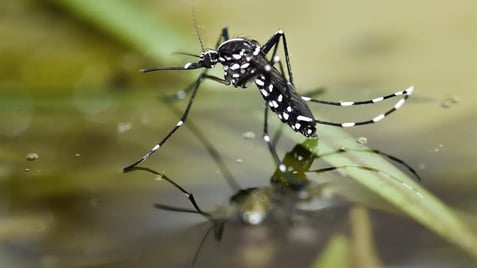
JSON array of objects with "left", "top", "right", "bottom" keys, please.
[{"left": 127, "top": 138, "right": 422, "bottom": 266}]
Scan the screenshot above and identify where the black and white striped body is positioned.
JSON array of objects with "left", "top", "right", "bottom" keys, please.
[{"left": 217, "top": 38, "right": 317, "bottom": 137}]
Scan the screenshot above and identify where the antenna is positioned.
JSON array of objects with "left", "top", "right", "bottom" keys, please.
[{"left": 192, "top": 8, "right": 206, "bottom": 52}]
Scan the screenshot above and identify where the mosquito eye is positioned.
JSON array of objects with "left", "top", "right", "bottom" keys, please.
[
  {"left": 201, "top": 51, "right": 218, "bottom": 68},
  {"left": 211, "top": 52, "right": 219, "bottom": 61},
  {"left": 209, "top": 52, "right": 218, "bottom": 63}
]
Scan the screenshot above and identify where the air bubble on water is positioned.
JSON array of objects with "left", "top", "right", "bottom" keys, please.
[
  {"left": 26, "top": 153, "right": 39, "bottom": 161},
  {"left": 118, "top": 122, "right": 132, "bottom": 134},
  {"left": 176, "top": 90, "right": 187, "bottom": 99},
  {"left": 433, "top": 144, "right": 444, "bottom": 152},
  {"left": 356, "top": 136, "right": 368, "bottom": 145},
  {"left": 141, "top": 114, "right": 150, "bottom": 125},
  {"left": 441, "top": 96, "right": 460, "bottom": 108},
  {"left": 241, "top": 131, "right": 256, "bottom": 140}
]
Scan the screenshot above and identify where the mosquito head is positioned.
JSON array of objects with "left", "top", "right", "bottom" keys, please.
[{"left": 199, "top": 49, "right": 219, "bottom": 68}]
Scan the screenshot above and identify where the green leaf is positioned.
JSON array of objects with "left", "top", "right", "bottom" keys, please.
[{"left": 293, "top": 124, "right": 477, "bottom": 258}]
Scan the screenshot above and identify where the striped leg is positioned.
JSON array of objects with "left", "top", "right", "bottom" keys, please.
[
  {"left": 123, "top": 73, "right": 232, "bottom": 172},
  {"left": 305, "top": 86, "right": 414, "bottom": 127},
  {"left": 123, "top": 72, "right": 229, "bottom": 172},
  {"left": 123, "top": 75, "right": 203, "bottom": 172}
]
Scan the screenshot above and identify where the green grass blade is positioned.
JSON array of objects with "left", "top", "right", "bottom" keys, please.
[
  {"left": 311, "top": 233, "right": 350, "bottom": 268},
  {"left": 295, "top": 124, "right": 477, "bottom": 258},
  {"left": 53, "top": 0, "right": 190, "bottom": 62}
]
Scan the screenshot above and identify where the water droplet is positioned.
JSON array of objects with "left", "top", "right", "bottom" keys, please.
[
  {"left": 241, "top": 131, "right": 256, "bottom": 140},
  {"left": 25, "top": 153, "right": 39, "bottom": 161},
  {"left": 356, "top": 136, "right": 368, "bottom": 144}
]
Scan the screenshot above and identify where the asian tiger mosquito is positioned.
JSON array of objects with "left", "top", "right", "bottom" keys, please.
[{"left": 123, "top": 23, "right": 414, "bottom": 173}]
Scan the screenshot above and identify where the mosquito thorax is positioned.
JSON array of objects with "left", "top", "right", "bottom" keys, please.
[{"left": 216, "top": 38, "right": 261, "bottom": 87}]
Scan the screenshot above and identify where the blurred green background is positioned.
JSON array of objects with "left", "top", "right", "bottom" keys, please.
[{"left": 1, "top": 0, "right": 477, "bottom": 267}]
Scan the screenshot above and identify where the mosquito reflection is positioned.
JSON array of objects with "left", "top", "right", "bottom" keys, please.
[{"left": 128, "top": 141, "right": 422, "bottom": 265}]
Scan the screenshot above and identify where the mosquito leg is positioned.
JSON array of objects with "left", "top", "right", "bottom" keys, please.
[
  {"left": 307, "top": 165, "right": 423, "bottom": 198},
  {"left": 218, "top": 27, "right": 230, "bottom": 46},
  {"left": 312, "top": 86, "right": 413, "bottom": 128},
  {"left": 165, "top": 103, "right": 241, "bottom": 191},
  {"left": 131, "top": 167, "right": 211, "bottom": 217},
  {"left": 301, "top": 86, "right": 414, "bottom": 107},
  {"left": 261, "top": 30, "right": 295, "bottom": 85},
  {"left": 124, "top": 74, "right": 201, "bottom": 171}
]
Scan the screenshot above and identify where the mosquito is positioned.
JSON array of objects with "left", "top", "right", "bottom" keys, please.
[{"left": 123, "top": 22, "right": 414, "bottom": 173}]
